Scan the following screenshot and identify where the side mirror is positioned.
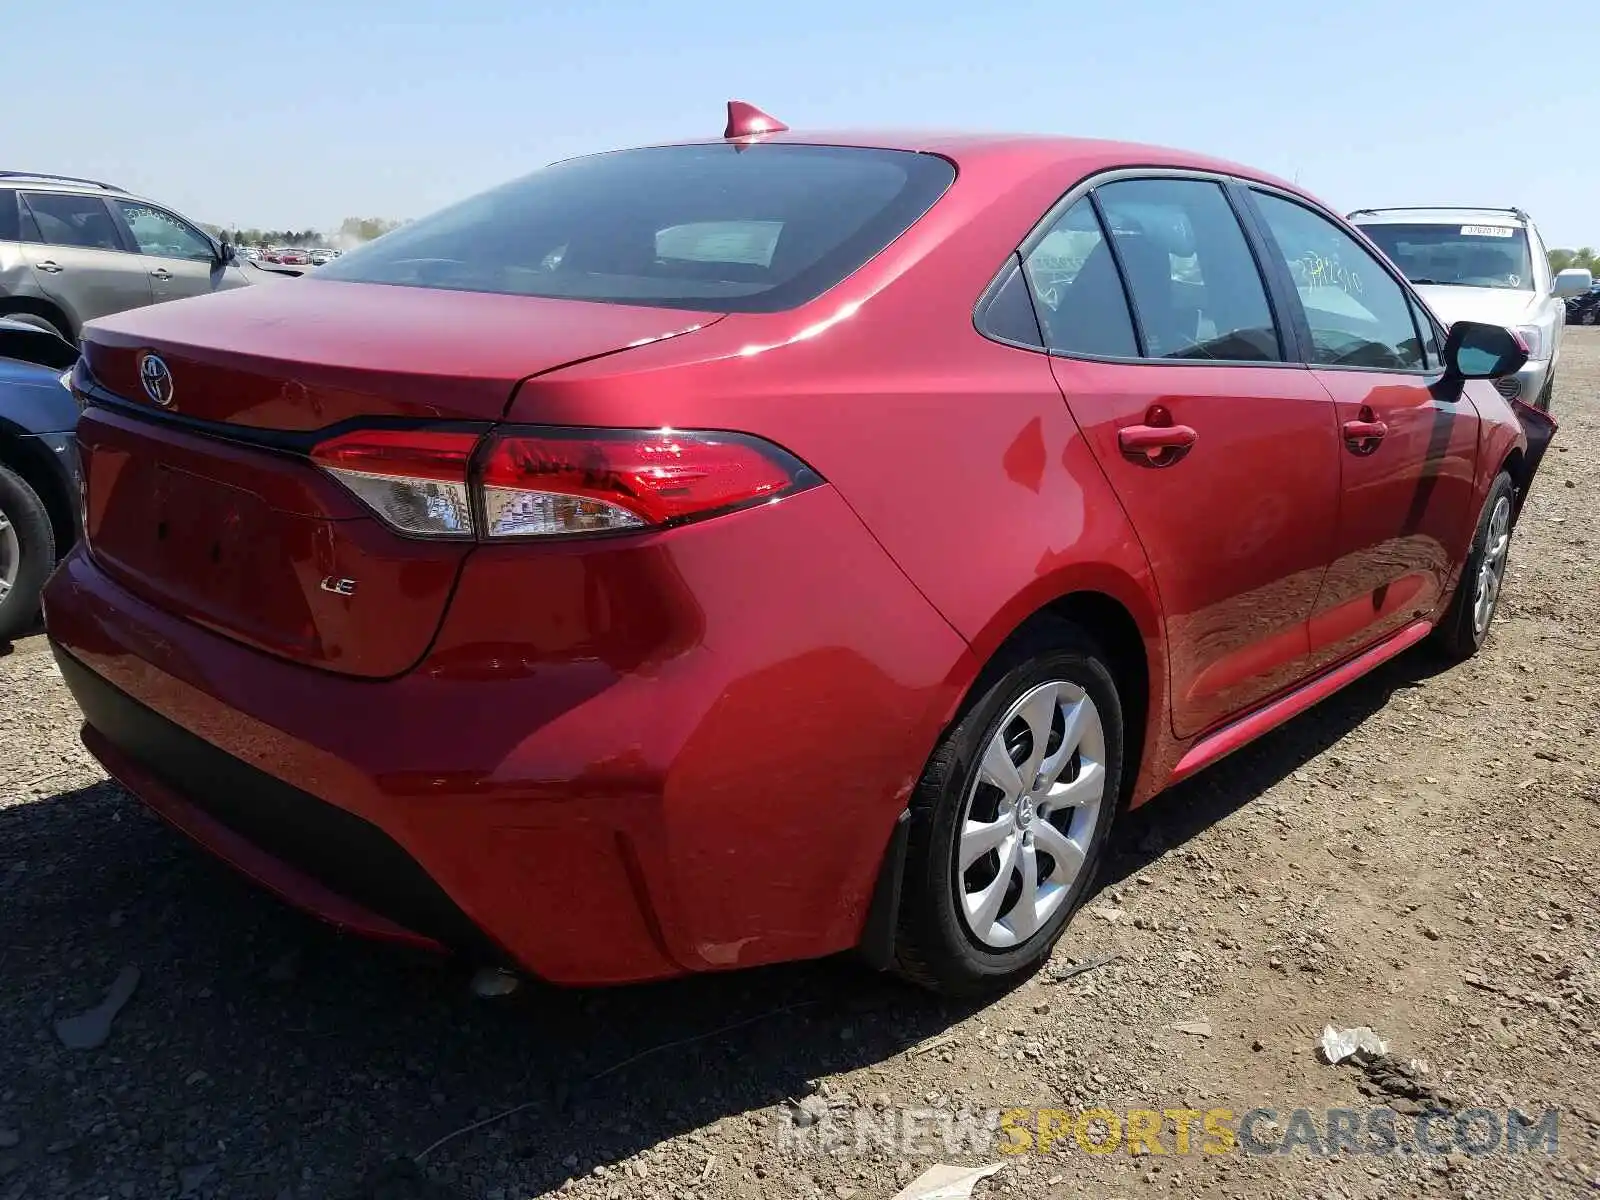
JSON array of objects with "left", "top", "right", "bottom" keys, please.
[
  {"left": 1443, "top": 320, "right": 1529, "bottom": 381},
  {"left": 218, "top": 240, "right": 238, "bottom": 265},
  {"left": 1553, "top": 267, "right": 1593, "bottom": 297}
]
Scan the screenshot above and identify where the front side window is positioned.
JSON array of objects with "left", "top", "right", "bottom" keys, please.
[
  {"left": 319, "top": 144, "right": 955, "bottom": 312},
  {"left": 1252, "top": 192, "right": 1424, "bottom": 371},
  {"left": 1355, "top": 220, "right": 1534, "bottom": 292},
  {"left": 1022, "top": 197, "right": 1138, "bottom": 357},
  {"left": 114, "top": 201, "right": 215, "bottom": 262},
  {"left": 1094, "top": 178, "right": 1282, "bottom": 362},
  {"left": 21, "top": 192, "right": 123, "bottom": 251}
]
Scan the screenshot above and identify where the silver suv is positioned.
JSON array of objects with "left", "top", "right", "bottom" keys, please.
[
  {"left": 1348, "top": 206, "right": 1593, "bottom": 410},
  {"left": 0, "top": 171, "right": 252, "bottom": 340}
]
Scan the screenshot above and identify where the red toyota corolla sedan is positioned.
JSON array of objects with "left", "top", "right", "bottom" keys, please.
[{"left": 44, "top": 106, "right": 1552, "bottom": 996}]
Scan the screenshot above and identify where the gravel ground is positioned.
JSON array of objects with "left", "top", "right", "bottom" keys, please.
[{"left": 3, "top": 332, "right": 1598, "bottom": 1200}]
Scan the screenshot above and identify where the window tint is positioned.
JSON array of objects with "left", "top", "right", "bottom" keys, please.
[
  {"left": 319, "top": 144, "right": 955, "bottom": 313},
  {"left": 22, "top": 192, "right": 124, "bottom": 251},
  {"left": 1095, "top": 179, "right": 1281, "bottom": 362},
  {"left": 1253, "top": 193, "right": 1424, "bottom": 370},
  {"left": 114, "top": 201, "right": 215, "bottom": 262},
  {"left": 1022, "top": 197, "right": 1138, "bottom": 358},
  {"left": 0, "top": 190, "right": 18, "bottom": 243}
]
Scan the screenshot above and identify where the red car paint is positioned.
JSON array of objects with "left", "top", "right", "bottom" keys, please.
[{"left": 43, "top": 128, "right": 1538, "bottom": 985}]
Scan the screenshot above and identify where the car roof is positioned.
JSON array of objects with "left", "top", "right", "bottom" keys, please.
[
  {"left": 1347, "top": 206, "right": 1533, "bottom": 227},
  {"left": 0, "top": 174, "right": 166, "bottom": 210}
]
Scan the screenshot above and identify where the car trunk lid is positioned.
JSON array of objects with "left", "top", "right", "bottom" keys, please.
[
  {"left": 80, "top": 279, "right": 720, "bottom": 429},
  {"left": 75, "top": 283, "right": 720, "bottom": 676}
]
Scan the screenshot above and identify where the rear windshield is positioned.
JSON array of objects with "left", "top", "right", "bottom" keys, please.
[
  {"left": 1356, "top": 221, "right": 1534, "bottom": 291},
  {"left": 318, "top": 144, "right": 955, "bottom": 312}
]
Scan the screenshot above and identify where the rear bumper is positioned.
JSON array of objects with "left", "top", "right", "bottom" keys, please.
[
  {"left": 43, "top": 486, "right": 970, "bottom": 984},
  {"left": 60, "top": 649, "right": 484, "bottom": 955}
]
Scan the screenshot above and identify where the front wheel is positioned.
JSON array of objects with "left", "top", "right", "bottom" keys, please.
[
  {"left": 1431, "top": 472, "right": 1515, "bottom": 661},
  {"left": 0, "top": 464, "right": 57, "bottom": 642},
  {"left": 893, "top": 620, "right": 1123, "bottom": 996}
]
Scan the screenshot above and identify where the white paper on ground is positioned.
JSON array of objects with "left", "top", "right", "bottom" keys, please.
[
  {"left": 1319, "top": 1024, "right": 1388, "bottom": 1063},
  {"left": 890, "top": 1162, "right": 1005, "bottom": 1200}
]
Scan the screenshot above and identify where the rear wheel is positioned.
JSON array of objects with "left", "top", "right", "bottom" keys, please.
[
  {"left": 893, "top": 620, "right": 1123, "bottom": 996},
  {"left": 1431, "top": 472, "right": 1514, "bottom": 661},
  {"left": 0, "top": 464, "right": 57, "bottom": 641}
]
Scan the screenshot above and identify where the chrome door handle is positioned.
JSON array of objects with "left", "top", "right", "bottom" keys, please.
[
  {"left": 150, "top": 268, "right": 172, "bottom": 281},
  {"left": 36, "top": 260, "right": 63, "bottom": 273}
]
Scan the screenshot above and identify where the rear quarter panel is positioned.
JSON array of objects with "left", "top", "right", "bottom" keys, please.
[{"left": 509, "top": 146, "right": 1174, "bottom": 804}]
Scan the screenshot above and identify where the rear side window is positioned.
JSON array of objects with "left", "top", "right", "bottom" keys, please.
[
  {"left": 1023, "top": 197, "right": 1139, "bottom": 358},
  {"left": 319, "top": 144, "right": 955, "bottom": 313},
  {"left": 1095, "top": 179, "right": 1282, "bottom": 362},
  {"left": 22, "top": 192, "right": 124, "bottom": 251},
  {"left": 0, "top": 190, "right": 18, "bottom": 242}
]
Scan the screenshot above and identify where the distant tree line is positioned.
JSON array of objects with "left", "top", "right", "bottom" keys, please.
[
  {"left": 1549, "top": 247, "right": 1600, "bottom": 276},
  {"left": 200, "top": 216, "right": 408, "bottom": 248}
]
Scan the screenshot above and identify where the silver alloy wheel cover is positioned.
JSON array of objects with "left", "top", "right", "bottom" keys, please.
[
  {"left": 1472, "top": 495, "right": 1512, "bottom": 637},
  {"left": 956, "top": 679, "right": 1106, "bottom": 949},
  {"left": 0, "top": 502, "right": 17, "bottom": 605}
]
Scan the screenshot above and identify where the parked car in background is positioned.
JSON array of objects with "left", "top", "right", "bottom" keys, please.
[
  {"left": 0, "top": 172, "right": 253, "bottom": 341},
  {"left": 46, "top": 111, "right": 1553, "bottom": 997},
  {"left": 272, "top": 247, "right": 310, "bottom": 266},
  {"left": 0, "top": 318, "right": 80, "bottom": 639},
  {"left": 310, "top": 248, "right": 337, "bottom": 265},
  {"left": 1566, "top": 286, "right": 1600, "bottom": 326},
  {"left": 1347, "top": 206, "right": 1592, "bottom": 410}
]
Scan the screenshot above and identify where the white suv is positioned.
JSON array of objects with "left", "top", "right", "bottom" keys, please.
[{"left": 1347, "top": 206, "right": 1593, "bottom": 410}]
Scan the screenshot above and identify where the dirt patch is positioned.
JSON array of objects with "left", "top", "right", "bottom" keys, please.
[{"left": 3, "top": 333, "right": 1598, "bottom": 1199}]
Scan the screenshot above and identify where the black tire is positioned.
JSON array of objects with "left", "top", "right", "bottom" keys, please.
[
  {"left": 1430, "top": 471, "right": 1515, "bottom": 662},
  {"left": 0, "top": 463, "right": 56, "bottom": 641},
  {"left": 893, "top": 619, "right": 1124, "bottom": 997}
]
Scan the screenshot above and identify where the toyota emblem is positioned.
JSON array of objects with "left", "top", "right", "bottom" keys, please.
[{"left": 139, "top": 353, "right": 174, "bottom": 407}]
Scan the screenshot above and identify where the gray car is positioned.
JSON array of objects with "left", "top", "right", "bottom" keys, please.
[{"left": 0, "top": 171, "right": 253, "bottom": 340}]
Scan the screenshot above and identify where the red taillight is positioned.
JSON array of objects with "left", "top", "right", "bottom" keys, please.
[
  {"left": 479, "top": 428, "right": 814, "bottom": 538},
  {"left": 311, "top": 429, "right": 479, "bottom": 539},
  {"left": 310, "top": 426, "right": 818, "bottom": 541}
]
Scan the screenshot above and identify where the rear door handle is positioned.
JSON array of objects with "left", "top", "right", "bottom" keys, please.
[
  {"left": 150, "top": 268, "right": 172, "bottom": 281},
  {"left": 1119, "top": 417, "right": 1198, "bottom": 467},
  {"left": 36, "top": 260, "right": 63, "bottom": 273}
]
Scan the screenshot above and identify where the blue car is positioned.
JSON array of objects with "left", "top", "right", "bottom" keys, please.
[{"left": 0, "top": 317, "right": 80, "bottom": 640}]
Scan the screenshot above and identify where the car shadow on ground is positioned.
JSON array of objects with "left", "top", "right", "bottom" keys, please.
[{"left": 0, "top": 646, "right": 1449, "bottom": 1198}]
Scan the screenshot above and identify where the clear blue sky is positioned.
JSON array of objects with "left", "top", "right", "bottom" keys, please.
[{"left": 9, "top": 0, "right": 1596, "bottom": 247}]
